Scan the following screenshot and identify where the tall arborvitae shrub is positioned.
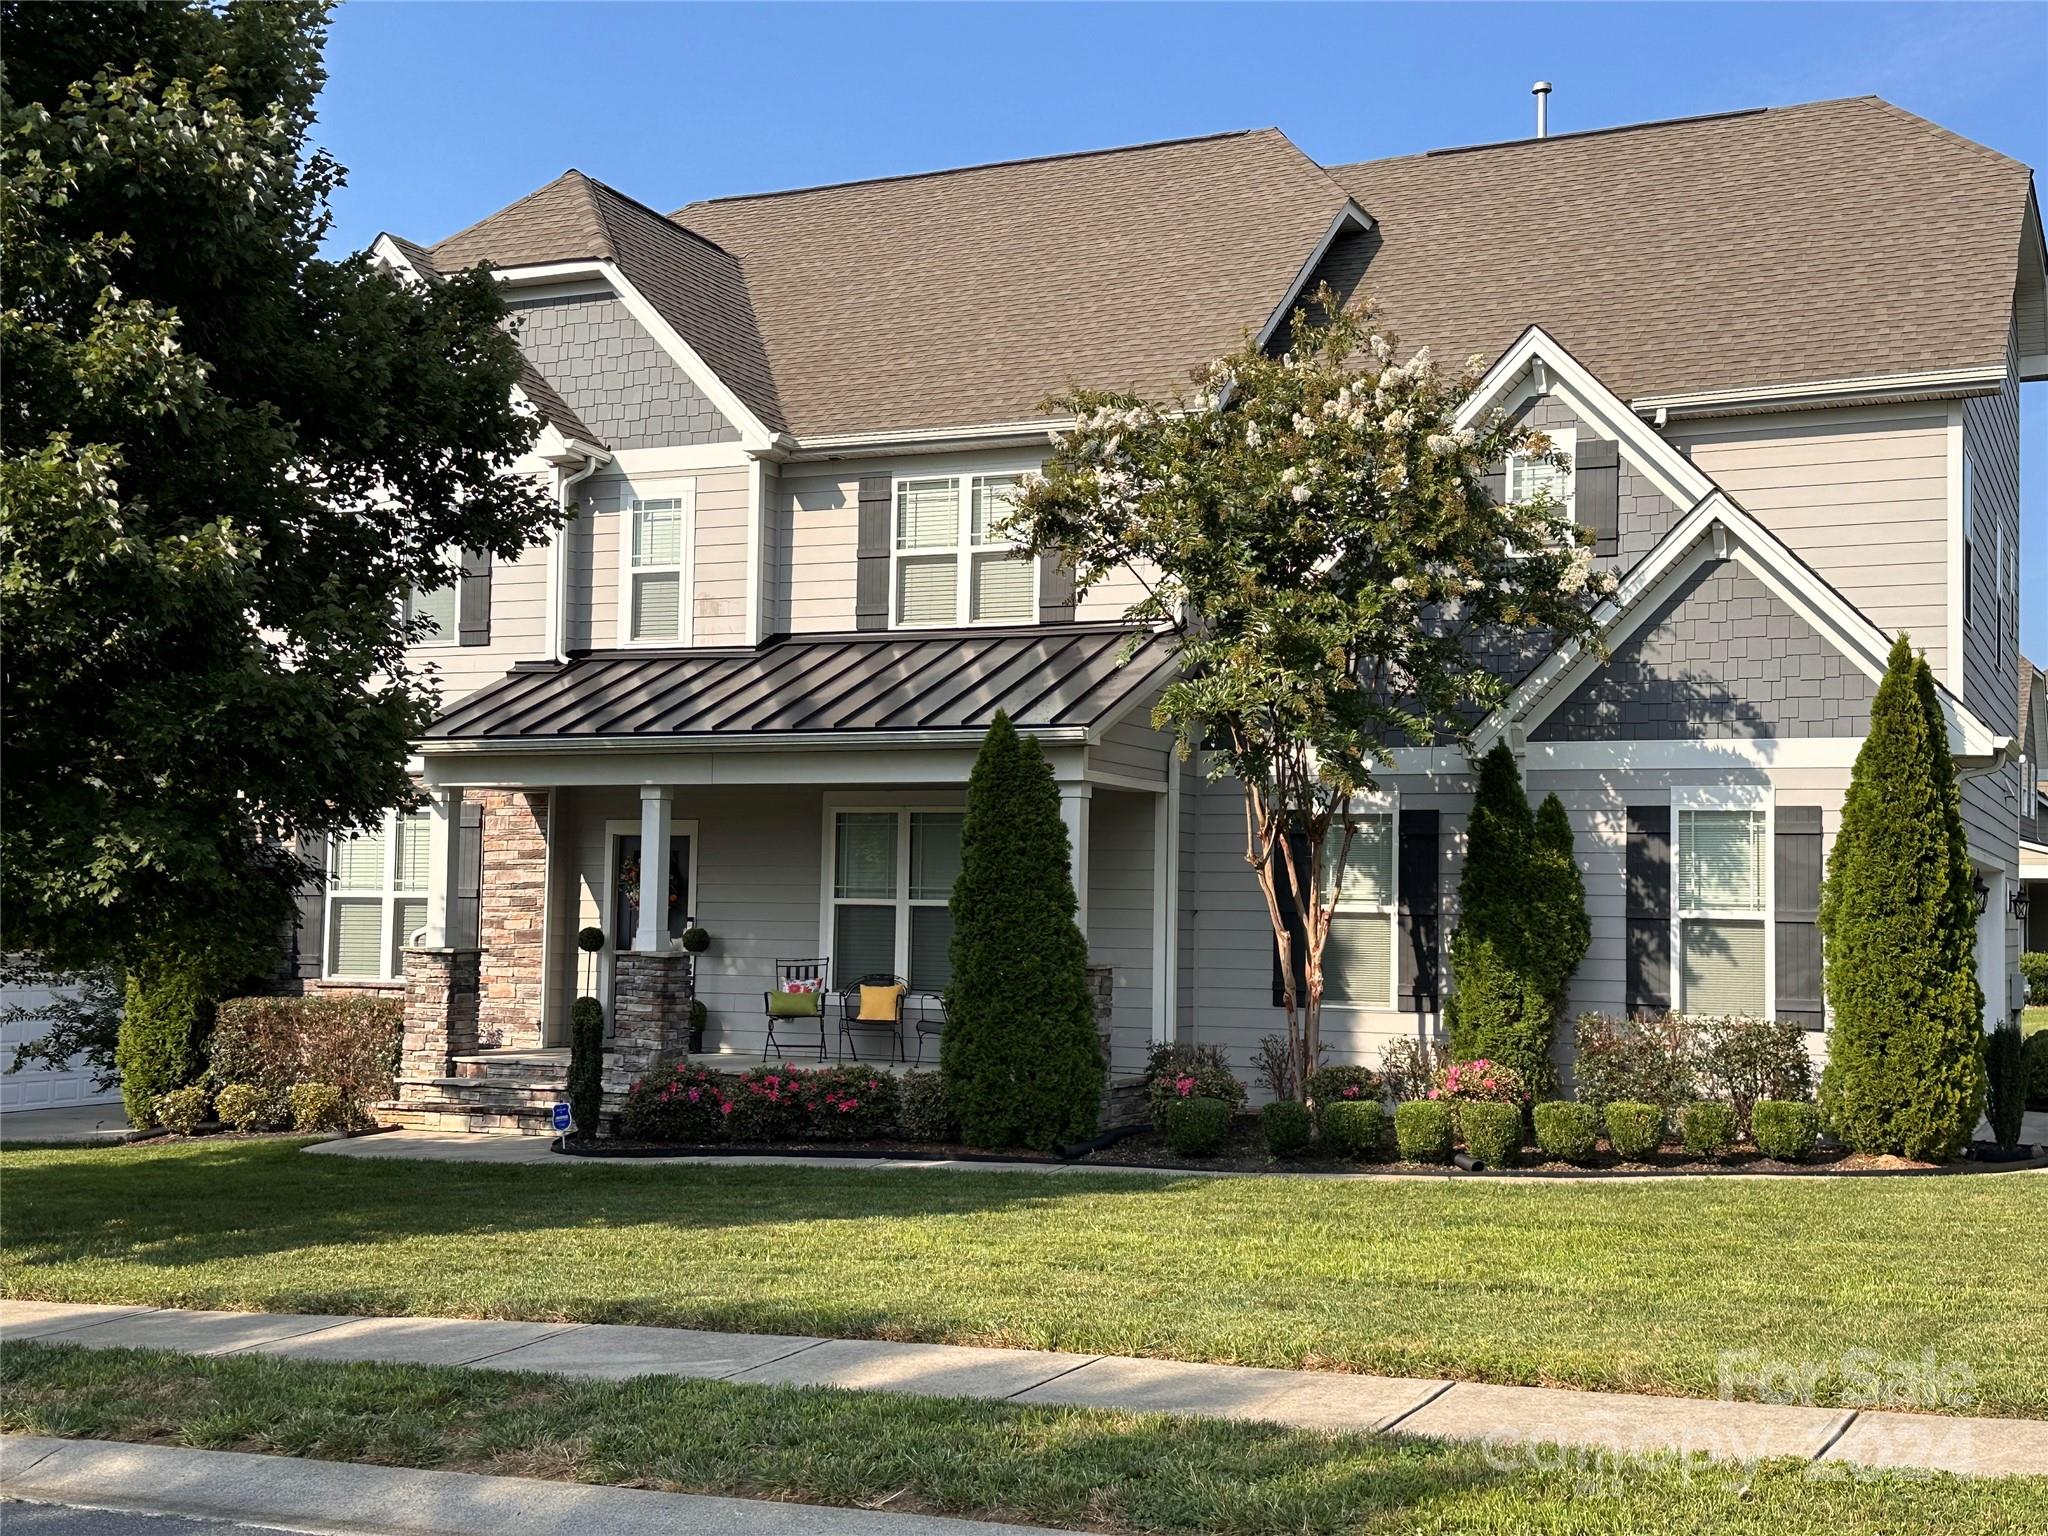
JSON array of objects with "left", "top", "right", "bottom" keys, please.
[
  {"left": 943, "top": 713, "right": 1103, "bottom": 1148},
  {"left": 116, "top": 951, "right": 214, "bottom": 1127},
  {"left": 1818, "top": 638, "right": 1986, "bottom": 1159},
  {"left": 567, "top": 996, "right": 605, "bottom": 1139},
  {"left": 1531, "top": 791, "right": 1591, "bottom": 1018},
  {"left": 1447, "top": 744, "right": 1556, "bottom": 1093}
]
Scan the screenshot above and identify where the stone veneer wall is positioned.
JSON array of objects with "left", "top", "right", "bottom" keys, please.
[
  {"left": 603, "top": 952, "right": 695, "bottom": 1110},
  {"left": 397, "top": 948, "right": 481, "bottom": 1088},
  {"left": 475, "top": 790, "right": 548, "bottom": 1050}
]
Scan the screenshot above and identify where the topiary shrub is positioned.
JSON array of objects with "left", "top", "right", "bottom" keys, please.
[
  {"left": 620, "top": 1063, "right": 732, "bottom": 1143},
  {"left": 1983, "top": 1019, "right": 2028, "bottom": 1153},
  {"left": 1260, "top": 1099, "right": 1312, "bottom": 1159},
  {"left": 287, "top": 1082, "right": 346, "bottom": 1132},
  {"left": 1818, "top": 639, "right": 1986, "bottom": 1161},
  {"left": 1693, "top": 1015, "right": 1814, "bottom": 1133},
  {"left": 1570, "top": 1012, "right": 1697, "bottom": 1110},
  {"left": 810, "top": 1065, "right": 900, "bottom": 1141},
  {"left": 943, "top": 714, "right": 1103, "bottom": 1148},
  {"left": 154, "top": 1084, "right": 210, "bottom": 1135},
  {"left": 1532, "top": 1100, "right": 1600, "bottom": 1163},
  {"left": 1604, "top": 1101, "right": 1666, "bottom": 1162},
  {"left": 1394, "top": 1100, "right": 1454, "bottom": 1163},
  {"left": 210, "top": 994, "right": 402, "bottom": 1122},
  {"left": 1752, "top": 1100, "right": 1821, "bottom": 1162},
  {"left": 1680, "top": 1101, "right": 1738, "bottom": 1160},
  {"left": 1459, "top": 1102, "right": 1521, "bottom": 1169},
  {"left": 897, "top": 1070, "right": 958, "bottom": 1143},
  {"left": 567, "top": 996, "right": 604, "bottom": 1139},
  {"left": 1320, "top": 1100, "right": 1384, "bottom": 1160},
  {"left": 1304, "top": 1063, "right": 1380, "bottom": 1113},
  {"left": 214, "top": 1081, "right": 283, "bottom": 1133},
  {"left": 1143, "top": 1041, "right": 1247, "bottom": 1125},
  {"left": 118, "top": 953, "right": 214, "bottom": 1127},
  {"left": 1164, "top": 1095, "right": 1230, "bottom": 1157}
]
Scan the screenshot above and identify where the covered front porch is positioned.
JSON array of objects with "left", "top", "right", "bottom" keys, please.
[{"left": 392, "top": 628, "right": 1181, "bottom": 1131}]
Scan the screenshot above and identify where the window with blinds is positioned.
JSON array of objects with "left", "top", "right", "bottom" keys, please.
[
  {"left": 893, "top": 474, "right": 1032, "bottom": 626},
  {"left": 1676, "top": 807, "right": 1767, "bottom": 1015},
  {"left": 629, "top": 497, "right": 686, "bottom": 642},
  {"left": 1506, "top": 427, "right": 1576, "bottom": 518},
  {"left": 1319, "top": 813, "right": 1396, "bottom": 1007},
  {"left": 327, "top": 809, "right": 431, "bottom": 980},
  {"left": 404, "top": 547, "right": 461, "bottom": 647},
  {"left": 829, "top": 808, "right": 965, "bottom": 992}
]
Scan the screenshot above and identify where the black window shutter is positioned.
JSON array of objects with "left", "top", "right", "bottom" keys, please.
[
  {"left": 1038, "top": 555, "right": 1076, "bottom": 623},
  {"left": 1397, "top": 810, "right": 1441, "bottom": 1012},
  {"left": 457, "top": 549, "right": 492, "bottom": 647},
  {"left": 1481, "top": 464, "right": 1506, "bottom": 507},
  {"left": 1625, "top": 805, "right": 1671, "bottom": 1014},
  {"left": 1576, "top": 438, "right": 1620, "bottom": 559},
  {"left": 294, "top": 834, "right": 329, "bottom": 979},
  {"left": 1268, "top": 830, "right": 1309, "bottom": 1007},
  {"left": 855, "top": 475, "right": 891, "bottom": 630},
  {"left": 455, "top": 801, "right": 485, "bottom": 950},
  {"left": 1775, "top": 806, "right": 1825, "bottom": 1029}
]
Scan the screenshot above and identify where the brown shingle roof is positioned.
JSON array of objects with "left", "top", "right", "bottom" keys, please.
[
  {"left": 514, "top": 354, "right": 601, "bottom": 449},
  {"left": 1320, "top": 98, "right": 2034, "bottom": 404},
  {"left": 671, "top": 129, "right": 1355, "bottom": 438}
]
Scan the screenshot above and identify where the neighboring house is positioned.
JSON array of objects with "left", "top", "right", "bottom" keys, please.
[
  {"left": 296, "top": 97, "right": 2044, "bottom": 1125},
  {"left": 2021, "top": 657, "right": 2047, "bottom": 954},
  {"left": 0, "top": 977, "right": 118, "bottom": 1114}
]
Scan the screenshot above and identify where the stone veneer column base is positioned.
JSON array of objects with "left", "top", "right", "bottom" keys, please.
[
  {"left": 475, "top": 789, "right": 548, "bottom": 1051},
  {"left": 602, "top": 952, "right": 695, "bottom": 1113},
  {"left": 394, "top": 948, "right": 481, "bottom": 1114}
]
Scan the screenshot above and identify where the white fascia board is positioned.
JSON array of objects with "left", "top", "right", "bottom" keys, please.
[
  {"left": 530, "top": 419, "right": 611, "bottom": 469},
  {"left": 370, "top": 234, "right": 426, "bottom": 282},
  {"left": 1455, "top": 326, "right": 1718, "bottom": 509},
  {"left": 787, "top": 417, "right": 1078, "bottom": 460},
  {"left": 417, "top": 737, "right": 1090, "bottom": 791},
  {"left": 1631, "top": 365, "right": 2007, "bottom": 417},
  {"left": 1254, "top": 200, "right": 1375, "bottom": 351},
  {"left": 485, "top": 260, "right": 782, "bottom": 454}
]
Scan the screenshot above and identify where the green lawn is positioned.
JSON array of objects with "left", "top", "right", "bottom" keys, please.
[
  {"left": 4, "top": 1140, "right": 2045, "bottom": 1416},
  {"left": 7, "top": 1342, "right": 2044, "bottom": 1536}
]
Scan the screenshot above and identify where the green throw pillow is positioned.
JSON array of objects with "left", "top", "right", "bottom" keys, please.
[{"left": 768, "top": 989, "right": 822, "bottom": 1018}]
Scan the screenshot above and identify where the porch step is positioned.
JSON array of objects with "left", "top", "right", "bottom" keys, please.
[
  {"left": 450, "top": 1050, "right": 570, "bottom": 1084},
  {"left": 383, "top": 1100, "right": 561, "bottom": 1136},
  {"left": 402, "top": 1076, "right": 566, "bottom": 1110}
]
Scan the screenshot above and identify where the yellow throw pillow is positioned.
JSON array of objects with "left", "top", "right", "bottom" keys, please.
[{"left": 858, "top": 982, "right": 905, "bottom": 1021}]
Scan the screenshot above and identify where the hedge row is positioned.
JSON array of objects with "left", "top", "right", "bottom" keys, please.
[{"left": 620, "top": 1064, "right": 960, "bottom": 1145}]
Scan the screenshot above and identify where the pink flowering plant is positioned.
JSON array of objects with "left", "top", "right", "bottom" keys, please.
[
  {"left": 808, "top": 1065, "right": 902, "bottom": 1141},
  {"left": 1429, "top": 1058, "right": 1528, "bottom": 1105},
  {"left": 1143, "top": 1041, "right": 1247, "bottom": 1125},
  {"left": 620, "top": 1063, "right": 733, "bottom": 1143},
  {"left": 728, "top": 1065, "right": 819, "bottom": 1142},
  {"left": 1304, "top": 1063, "right": 1382, "bottom": 1113}
]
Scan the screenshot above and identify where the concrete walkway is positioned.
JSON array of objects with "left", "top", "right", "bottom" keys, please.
[
  {"left": 1, "top": 1435, "right": 1063, "bottom": 1536},
  {"left": 6, "top": 1299, "right": 2043, "bottom": 1478},
  {"left": 304, "top": 1126, "right": 2048, "bottom": 1182}
]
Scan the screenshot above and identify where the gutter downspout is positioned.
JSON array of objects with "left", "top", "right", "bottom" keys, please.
[{"left": 551, "top": 451, "right": 603, "bottom": 664}]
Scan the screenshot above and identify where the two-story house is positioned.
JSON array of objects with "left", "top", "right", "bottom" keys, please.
[{"left": 297, "top": 97, "right": 2044, "bottom": 1128}]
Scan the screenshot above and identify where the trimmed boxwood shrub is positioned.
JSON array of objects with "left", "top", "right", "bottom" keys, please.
[
  {"left": 2019, "top": 950, "right": 2047, "bottom": 1005},
  {"left": 1304, "top": 1064, "right": 1380, "bottom": 1112},
  {"left": 1680, "top": 1100, "right": 1738, "bottom": 1160},
  {"left": 809, "top": 1065, "right": 900, "bottom": 1141},
  {"left": 1604, "top": 1101, "right": 1665, "bottom": 1162},
  {"left": 1394, "top": 1100, "right": 1454, "bottom": 1163},
  {"left": 1752, "top": 1100, "right": 1821, "bottom": 1162},
  {"left": 287, "top": 1082, "right": 346, "bottom": 1132},
  {"left": 210, "top": 993, "right": 402, "bottom": 1122},
  {"left": 1532, "top": 1100, "right": 1600, "bottom": 1163},
  {"left": 898, "top": 1070, "right": 957, "bottom": 1143},
  {"left": 155, "top": 1084, "right": 210, "bottom": 1135},
  {"left": 1164, "top": 1095, "right": 1230, "bottom": 1156},
  {"left": 1260, "top": 1099, "right": 1312, "bottom": 1159},
  {"left": 1460, "top": 1101, "right": 1521, "bottom": 1169},
  {"left": 1320, "top": 1100, "right": 1384, "bottom": 1161},
  {"left": 567, "top": 997, "right": 604, "bottom": 1139},
  {"left": 214, "top": 1081, "right": 283, "bottom": 1133},
  {"left": 620, "top": 1063, "right": 732, "bottom": 1142}
]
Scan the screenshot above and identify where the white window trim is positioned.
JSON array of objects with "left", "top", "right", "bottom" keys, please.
[
  {"left": 818, "top": 797, "right": 966, "bottom": 993},
  {"left": 1670, "top": 784, "right": 1775, "bottom": 1018},
  {"left": 403, "top": 546, "right": 463, "bottom": 650},
  {"left": 616, "top": 478, "right": 696, "bottom": 647},
  {"left": 1317, "top": 791, "right": 1399, "bottom": 1014},
  {"left": 1506, "top": 425, "right": 1577, "bottom": 523},
  {"left": 889, "top": 472, "right": 1031, "bottom": 629},
  {"left": 596, "top": 817, "right": 702, "bottom": 1008},
  {"left": 325, "top": 809, "right": 430, "bottom": 982}
]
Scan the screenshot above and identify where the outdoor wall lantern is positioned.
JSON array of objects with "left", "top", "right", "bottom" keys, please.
[
  {"left": 1970, "top": 874, "right": 1990, "bottom": 916},
  {"left": 2011, "top": 885, "right": 2031, "bottom": 921}
]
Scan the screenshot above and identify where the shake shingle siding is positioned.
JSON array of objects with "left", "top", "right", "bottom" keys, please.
[
  {"left": 508, "top": 294, "right": 737, "bottom": 449},
  {"left": 1959, "top": 323, "right": 2024, "bottom": 882}
]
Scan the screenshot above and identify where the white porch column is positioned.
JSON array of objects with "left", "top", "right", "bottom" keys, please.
[
  {"left": 422, "top": 785, "right": 464, "bottom": 948},
  {"left": 1060, "top": 783, "right": 1092, "bottom": 940},
  {"left": 635, "top": 786, "right": 673, "bottom": 953},
  {"left": 1150, "top": 755, "right": 1181, "bottom": 1044}
]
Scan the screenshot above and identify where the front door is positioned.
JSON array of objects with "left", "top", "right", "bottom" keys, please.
[{"left": 606, "top": 830, "right": 693, "bottom": 1030}]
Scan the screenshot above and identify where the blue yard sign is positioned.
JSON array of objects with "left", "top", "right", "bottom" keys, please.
[{"left": 552, "top": 1101, "right": 572, "bottom": 1134}]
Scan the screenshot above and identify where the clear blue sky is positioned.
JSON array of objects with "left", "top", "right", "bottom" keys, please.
[{"left": 317, "top": 1, "right": 2046, "bottom": 659}]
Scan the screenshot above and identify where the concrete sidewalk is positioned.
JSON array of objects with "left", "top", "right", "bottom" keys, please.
[
  {"left": 6, "top": 1299, "right": 2043, "bottom": 1477},
  {"left": 0, "top": 1435, "right": 1063, "bottom": 1536}
]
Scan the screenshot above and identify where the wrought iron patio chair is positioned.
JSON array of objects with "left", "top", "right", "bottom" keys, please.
[
  {"left": 837, "top": 972, "right": 907, "bottom": 1063},
  {"left": 913, "top": 993, "right": 947, "bottom": 1066},
  {"left": 762, "top": 957, "right": 829, "bottom": 1061}
]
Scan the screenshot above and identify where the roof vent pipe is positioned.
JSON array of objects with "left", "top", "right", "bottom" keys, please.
[{"left": 1532, "top": 81, "right": 1553, "bottom": 138}]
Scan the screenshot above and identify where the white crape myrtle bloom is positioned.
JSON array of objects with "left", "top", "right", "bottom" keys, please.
[
  {"left": 1406, "top": 346, "right": 1434, "bottom": 376},
  {"left": 1291, "top": 484, "right": 1313, "bottom": 503},
  {"left": 1596, "top": 569, "right": 1621, "bottom": 595},
  {"left": 1370, "top": 335, "right": 1393, "bottom": 361},
  {"left": 1293, "top": 413, "right": 1316, "bottom": 438},
  {"left": 1425, "top": 433, "right": 1457, "bottom": 456},
  {"left": 1280, "top": 467, "right": 1300, "bottom": 484},
  {"left": 1559, "top": 546, "right": 1594, "bottom": 595},
  {"left": 1391, "top": 575, "right": 1411, "bottom": 592},
  {"left": 1382, "top": 409, "right": 1411, "bottom": 433},
  {"left": 1245, "top": 421, "right": 1263, "bottom": 448}
]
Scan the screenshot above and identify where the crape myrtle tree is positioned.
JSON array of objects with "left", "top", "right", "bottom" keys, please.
[
  {"left": 1006, "top": 291, "right": 1613, "bottom": 1094},
  {"left": 1, "top": 3, "right": 558, "bottom": 1001},
  {"left": 1817, "top": 637, "right": 1986, "bottom": 1159}
]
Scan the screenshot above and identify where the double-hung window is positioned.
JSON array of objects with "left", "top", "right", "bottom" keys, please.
[
  {"left": 1675, "top": 803, "right": 1769, "bottom": 1016},
  {"left": 893, "top": 474, "right": 1034, "bottom": 626},
  {"left": 624, "top": 488, "right": 692, "bottom": 644},
  {"left": 1506, "top": 426, "right": 1576, "bottom": 520},
  {"left": 828, "top": 809, "right": 964, "bottom": 992},
  {"left": 1318, "top": 808, "right": 1397, "bottom": 1008},
  {"left": 327, "top": 809, "right": 431, "bottom": 981},
  {"left": 403, "top": 546, "right": 461, "bottom": 647}
]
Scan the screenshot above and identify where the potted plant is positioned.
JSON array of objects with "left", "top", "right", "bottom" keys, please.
[{"left": 680, "top": 925, "right": 711, "bottom": 954}]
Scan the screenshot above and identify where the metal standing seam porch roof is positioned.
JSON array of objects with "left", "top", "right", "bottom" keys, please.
[{"left": 423, "top": 625, "right": 1177, "bottom": 745}]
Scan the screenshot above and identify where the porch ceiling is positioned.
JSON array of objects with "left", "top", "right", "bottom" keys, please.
[{"left": 424, "top": 624, "right": 1175, "bottom": 745}]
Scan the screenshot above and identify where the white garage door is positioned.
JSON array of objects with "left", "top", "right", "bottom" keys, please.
[{"left": 1, "top": 978, "right": 121, "bottom": 1112}]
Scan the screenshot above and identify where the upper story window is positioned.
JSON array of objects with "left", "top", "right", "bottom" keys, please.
[
  {"left": 893, "top": 474, "right": 1034, "bottom": 627},
  {"left": 403, "top": 547, "right": 461, "bottom": 647},
  {"left": 1318, "top": 807, "right": 1397, "bottom": 1008},
  {"left": 625, "top": 491, "right": 691, "bottom": 644},
  {"left": 327, "top": 809, "right": 430, "bottom": 981},
  {"left": 1506, "top": 427, "right": 1576, "bottom": 518},
  {"left": 1676, "top": 805, "right": 1768, "bottom": 1016}
]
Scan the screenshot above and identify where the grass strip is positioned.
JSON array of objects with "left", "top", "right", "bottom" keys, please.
[{"left": 5, "top": 1342, "right": 2045, "bottom": 1536}]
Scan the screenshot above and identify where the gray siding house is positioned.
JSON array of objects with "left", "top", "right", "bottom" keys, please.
[{"left": 307, "top": 97, "right": 2044, "bottom": 1127}]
